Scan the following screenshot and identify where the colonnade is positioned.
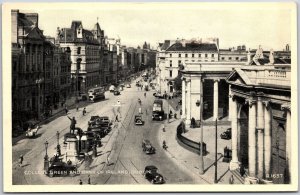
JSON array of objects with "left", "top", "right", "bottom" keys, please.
[{"left": 229, "top": 94, "right": 291, "bottom": 182}]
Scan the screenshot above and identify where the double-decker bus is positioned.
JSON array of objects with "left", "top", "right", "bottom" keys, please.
[
  {"left": 88, "top": 87, "right": 105, "bottom": 102},
  {"left": 152, "top": 99, "right": 164, "bottom": 121}
]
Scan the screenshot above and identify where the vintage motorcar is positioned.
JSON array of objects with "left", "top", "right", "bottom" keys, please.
[
  {"left": 46, "top": 161, "right": 77, "bottom": 177},
  {"left": 220, "top": 128, "right": 232, "bottom": 140},
  {"left": 99, "top": 116, "right": 111, "bottom": 127},
  {"left": 109, "top": 85, "right": 116, "bottom": 92},
  {"left": 25, "top": 125, "right": 40, "bottom": 138},
  {"left": 114, "top": 90, "right": 121, "bottom": 96},
  {"left": 142, "top": 139, "right": 156, "bottom": 154},
  {"left": 178, "top": 99, "right": 182, "bottom": 105},
  {"left": 153, "top": 92, "right": 164, "bottom": 99},
  {"left": 126, "top": 84, "right": 131, "bottom": 88},
  {"left": 143, "top": 165, "right": 164, "bottom": 184},
  {"left": 135, "top": 115, "right": 144, "bottom": 125},
  {"left": 152, "top": 112, "right": 163, "bottom": 121},
  {"left": 88, "top": 115, "right": 101, "bottom": 125}
]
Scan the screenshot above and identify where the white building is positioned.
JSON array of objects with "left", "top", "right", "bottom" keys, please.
[{"left": 156, "top": 38, "right": 219, "bottom": 94}]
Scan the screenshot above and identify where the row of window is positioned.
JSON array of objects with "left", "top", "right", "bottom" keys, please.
[{"left": 169, "top": 53, "right": 216, "bottom": 58}]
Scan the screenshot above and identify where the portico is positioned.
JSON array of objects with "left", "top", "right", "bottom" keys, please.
[{"left": 227, "top": 65, "right": 291, "bottom": 184}]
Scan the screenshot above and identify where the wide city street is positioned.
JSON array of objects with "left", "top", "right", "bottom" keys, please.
[{"left": 12, "top": 77, "right": 207, "bottom": 185}]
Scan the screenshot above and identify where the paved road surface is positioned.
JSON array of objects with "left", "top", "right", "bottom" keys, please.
[{"left": 12, "top": 78, "right": 205, "bottom": 185}]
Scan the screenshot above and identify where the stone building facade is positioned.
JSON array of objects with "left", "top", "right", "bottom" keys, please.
[
  {"left": 227, "top": 64, "right": 291, "bottom": 184},
  {"left": 11, "top": 10, "right": 46, "bottom": 124},
  {"left": 56, "top": 21, "right": 104, "bottom": 94},
  {"left": 157, "top": 38, "right": 219, "bottom": 94}
]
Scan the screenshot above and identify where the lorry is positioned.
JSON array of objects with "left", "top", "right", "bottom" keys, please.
[{"left": 152, "top": 100, "right": 164, "bottom": 121}]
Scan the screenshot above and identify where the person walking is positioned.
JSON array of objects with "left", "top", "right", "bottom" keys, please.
[
  {"left": 67, "top": 116, "right": 76, "bottom": 134},
  {"left": 106, "top": 155, "right": 110, "bottom": 166},
  {"left": 87, "top": 175, "right": 91, "bottom": 184},
  {"left": 229, "top": 174, "right": 234, "bottom": 184},
  {"left": 115, "top": 114, "right": 119, "bottom": 122},
  {"left": 65, "top": 106, "right": 68, "bottom": 115},
  {"left": 76, "top": 104, "right": 79, "bottom": 112},
  {"left": 19, "top": 155, "right": 24, "bottom": 167},
  {"left": 144, "top": 92, "right": 146, "bottom": 98},
  {"left": 79, "top": 179, "right": 83, "bottom": 185},
  {"left": 82, "top": 107, "right": 86, "bottom": 116}
]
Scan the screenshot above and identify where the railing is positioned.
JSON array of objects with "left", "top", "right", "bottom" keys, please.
[
  {"left": 176, "top": 122, "right": 206, "bottom": 155},
  {"left": 245, "top": 68, "right": 291, "bottom": 87}
]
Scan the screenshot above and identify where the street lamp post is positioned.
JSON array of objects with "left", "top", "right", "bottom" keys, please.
[
  {"left": 214, "top": 119, "right": 218, "bottom": 183},
  {"left": 196, "top": 100, "right": 204, "bottom": 175},
  {"left": 56, "top": 131, "right": 61, "bottom": 156},
  {"left": 44, "top": 141, "right": 49, "bottom": 172},
  {"left": 36, "top": 78, "right": 43, "bottom": 120}
]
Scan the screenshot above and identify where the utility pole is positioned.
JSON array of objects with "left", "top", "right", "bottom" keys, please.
[{"left": 214, "top": 118, "right": 218, "bottom": 183}]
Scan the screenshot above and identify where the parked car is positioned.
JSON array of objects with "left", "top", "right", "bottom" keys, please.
[
  {"left": 109, "top": 85, "right": 116, "bottom": 92},
  {"left": 46, "top": 161, "right": 77, "bottom": 177},
  {"left": 178, "top": 99, "right": 182, "bottom": 105},
  {"left": 142, "top": 139, "right": 156, "bottom": 154},
  {"left": 114, "top": 90, "right": 121, "bottom": 96},
  {"left": 220, "top": 128, "right": 232, "bottom": 140},
  {"left": 135, "top": 115, "right": 144, "bottom": 125},
  {"left": 143, "top": 165, "right": 164, "bottom": 184}
]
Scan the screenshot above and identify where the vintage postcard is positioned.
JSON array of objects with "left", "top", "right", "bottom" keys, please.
[{"left": 2, "top": 2, "right": 298, "bottom": 192}]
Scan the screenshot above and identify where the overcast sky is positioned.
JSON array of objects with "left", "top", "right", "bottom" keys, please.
[{"left": 20, "top": 3, "right": 292, "bottom": 51}]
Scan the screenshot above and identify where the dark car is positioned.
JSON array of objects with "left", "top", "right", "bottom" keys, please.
[
  {"left": 135, "top": 115, "right": 144, "bottom": 125},
  {"left": 114, "top": 90, "right": 120, "bottom": 96},
  {"left": 152, "top": 112, "right": 164, "bottom": 121},
  {"left": 143, "top": 165, "right": 164, "bottom": 184},
  {"left": 220, "top": 128, "right": 232, "bottom": 140},
  {"left": 142, "top": 139, "right": 156, "bottom": 154},
  {"left": 46, "top": 162, "right": 77, "bottom": 177},
  {"left": 178, "top": 99, "right": 182, "bottom": 105}
]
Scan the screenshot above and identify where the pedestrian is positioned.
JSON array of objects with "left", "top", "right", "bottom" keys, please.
[
  {"left": 82, "top": 107, "right": 86, "bottom": 116},
  {"left": 229, "top": 175, "right": 234, "bottom": 184},
  {"left": 67, "top": 116, "right": 76, "bottom": 134},
  {"left": 88, "top": 175, "right": 91, "bottom": 184},
  {"left": 65, "top": 107, "right": 68, "bottom": 115},
  {"left": 19, "top": 155, "right": 23, "bottom": 167},
  {"left": 76, "top": 104, "right": 79, "bottom": 112},
  {"left": 106, "top": 155, "right": 110, "bottom": 166},
  {"left": 240, "top": 164, "right": 245, "bottom": 177},
  {"left": 144, "top": 92, "right": 146, "bottom": 98},
  {"left": 79, "top": 179, "right": 83, "bottom": 185},
  {"left": 115, "top": 114, "right": 119, "bottom": 122}
]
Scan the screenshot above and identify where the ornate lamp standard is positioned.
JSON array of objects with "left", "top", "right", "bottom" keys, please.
[
  {"left": 44, "top": 141, "right": 49, "bottom": 172},
  {"left": 56, "top": 131, "right": 61, "bottom": 156},
  {"left": 196, "top": 99, "right": 204, "bottom": 174}
]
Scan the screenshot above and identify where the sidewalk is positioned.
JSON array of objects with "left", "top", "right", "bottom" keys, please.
[{"left": 159, "top": 119, "right": 241, "bottom": 184}]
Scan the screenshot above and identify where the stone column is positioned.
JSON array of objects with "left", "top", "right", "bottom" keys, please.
[
  {"left": 181, "top": 78, "right": 186, "bottom": 119},
  {"left": 247, "top": 98, "right": 257, "bottom": 177},
  {"left": 286, "top": 108, "right": 291, "bottom": 183},
  {"left": 228, "top": 85, "right": 232, "bottom": 120},
  {"left": 282, "top": 104, "right": 291, "bottom": 183},
  {"left": 29, "top": 44, "right": 33, "bottom": 71},
  {"left": 186, "top": 79, "right": 191, "bottom": 125},
  {"left": 256, "top": 98, "right": 264, "bottom": 179},
  {"left": 230, "top": 95, "right": 240, "bottom": 170},
  {"left": 263, "top": 100, "right": 272, "bottom": 180},
  {"left": 213, "top": 79, "right": 219, "bottom": 120}
]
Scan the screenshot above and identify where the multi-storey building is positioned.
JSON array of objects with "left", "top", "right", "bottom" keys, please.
[
  {"left": 157, "top": 38, "right": 219, "bottom": 93},
  {"left": 56, "top": 21, "right": 104, "bottom": 94},
  {"left": 179, "top": 45, "right": 291, "bottom": 184},
  {"left": 11, "top": 10, "right": 46, "bottom": 124}
]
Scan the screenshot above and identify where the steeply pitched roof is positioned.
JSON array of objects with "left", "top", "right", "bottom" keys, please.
[
  {"left": 161, "top": 40, "right": 171, "bottom": 50},
  {"left": 166, "top": 42, "right": 218, "bottom": 52}
]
